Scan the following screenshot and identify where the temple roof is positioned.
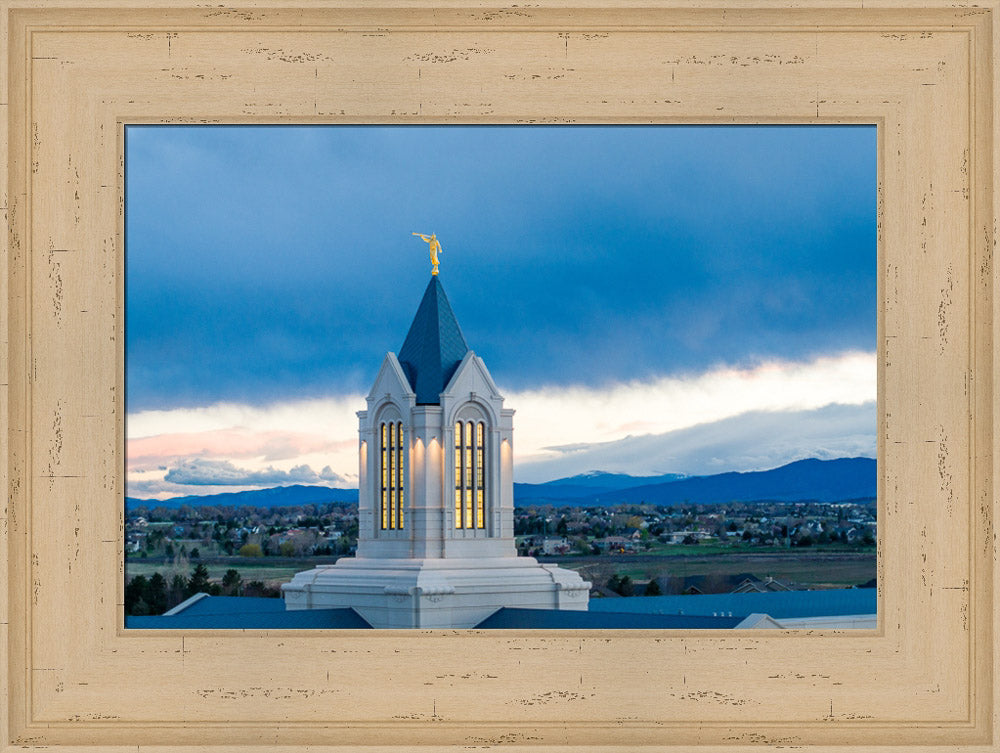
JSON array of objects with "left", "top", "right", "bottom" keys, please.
[
  {"left": 397, "top": 276, "right": 470, "bottom": 404},
  {"left": 474, "top": 607, "right": 745, "bottom": 630},
  {"left": 125, "top": 597, "right": 372, "bottom": 629}
]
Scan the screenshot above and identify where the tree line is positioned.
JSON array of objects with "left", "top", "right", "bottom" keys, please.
[{"left": 124, "top": 564, "right": 281, "bottom": 616}]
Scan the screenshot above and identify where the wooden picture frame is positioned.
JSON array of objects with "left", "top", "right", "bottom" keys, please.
[{"left": 2, "top": 1, "right": 996, "bottom": 750}]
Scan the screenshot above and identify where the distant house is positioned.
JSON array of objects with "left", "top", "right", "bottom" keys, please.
[
  {"left": 663, "top": 530, "right": 712, "bottom": 544},
  {"left": 731, "top": 576, "right": 794, "bottom": 594},
  {"left": 540, "top": 536, "right": 570, "bottom": 555},
  {"left": 593, "top": 536, "right": 635, "bottom": 553}
]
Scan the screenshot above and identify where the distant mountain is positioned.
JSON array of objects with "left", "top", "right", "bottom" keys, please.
[
  {"left": 127, "top": 457, "right": 875, "bottom": 512},
  {"left": 514, "top": 471, "right": 686, "bottom": 504},
  {"left": 125, "top": 484, "right": 358, "bottom": 511},
  {"left": 516, "top": 458, "right": 875, "bottom": 507},
  {"left": 542, "top": 470, "right": 688, "bottom": 489}
]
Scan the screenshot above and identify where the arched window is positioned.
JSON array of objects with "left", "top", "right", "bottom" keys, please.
[
  {"left": 379, "top": 420, "right": 404, "bottom": 530},
  {"left": 454, "top": 418, "right": 487, "bottom": 529}
]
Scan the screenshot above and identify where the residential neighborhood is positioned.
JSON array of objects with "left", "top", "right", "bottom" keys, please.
[{"left": 125, "top": 497, "right": 876, "bottom": 616}]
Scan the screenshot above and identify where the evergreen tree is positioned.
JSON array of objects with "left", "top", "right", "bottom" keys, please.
[
  {"left": 607, "top": 573, "right": 634, "bottom": 596},
  {"left": 124, "top": 575, "right": 149, "bottom": 615},
  {"left": 169, "top": 574, "right": 187, "bottom": 607},
  {"left": 186, "top": 563, "right": 211, "bottom": 597},
  {"left": 221, "top": 568, "right": 242, "bottom": 596},
  {"left": 146, "top": 572, "right": 168, "bottom": 614}
]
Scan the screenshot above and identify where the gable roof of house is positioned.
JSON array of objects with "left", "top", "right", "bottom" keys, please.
[{"left": 397, "top": 276, "right": 470, "bottom": 404}]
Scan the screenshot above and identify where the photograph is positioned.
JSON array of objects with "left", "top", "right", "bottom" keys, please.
[{"left": 123, "top": 124, "right": 877, "bottom": 629}]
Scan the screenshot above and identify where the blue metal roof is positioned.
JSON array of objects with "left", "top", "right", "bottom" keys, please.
[
  {"left": 173, "top": 595, "right": 287, "bottom": 614},
  {"left": 587, "top": 588, "right": 876, "bottom": 619},
  {"left": 475, "top": 607, "right": 743, "bottom": 629},
  {"left": 397, "top": 276, "right": 469, "bottom": 404},
  {"left": 125, "top": 596, "right": 372, "bottom": 629},
  {"left": 124, "top": 590, "right": 874, "bottom": 629}
]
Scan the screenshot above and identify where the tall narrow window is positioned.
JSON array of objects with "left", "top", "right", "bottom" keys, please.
[
  {"left": 476, "top": 422, "right": 485, "bottom": 528},
  {"left": 464, "top": 421, "right": 474, "bottom": 528},
  {"left": 454, "top": 415, "right": 487, "bottom": 530},
  {"left": 396, "top": 422, "right": 404, "bottom": 530},
  {"left": 379, "top": 420, "right": 404, "bottom": 531},
  {"left": 380, "top": 423, "right": 387, "bottom": 530},
  {"left": 454, "top": 421, "right": 463, "bottom": 528},
  {"left": 388, "top": 422, "right": 395, "bottom": 529}
]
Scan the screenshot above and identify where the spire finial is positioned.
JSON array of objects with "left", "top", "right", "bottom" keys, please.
[{"left": 412, "top": 232, "right": 442, "bottom": 276}]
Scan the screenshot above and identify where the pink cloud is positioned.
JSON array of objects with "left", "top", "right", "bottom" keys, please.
[{"left": 127, "top": 428, "right": 353, "bottom": 471}]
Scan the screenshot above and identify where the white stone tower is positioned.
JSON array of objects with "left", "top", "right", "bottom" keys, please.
[{"left": 282, "top": 275, "right": 590, "bottom": 628}]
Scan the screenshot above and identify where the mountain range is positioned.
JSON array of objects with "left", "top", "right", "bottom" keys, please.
[
  {"left": 512, "top": 471, "right": 687, "bottom": 504},
  {"left": 126, "top": 457, "right": 876, "bottom": 511},
  {"left": 514, "top": 457, "right": 875, "bottom": 507},
  {"left": 126, "top": 484, "right": 359, "bottom": 511}
]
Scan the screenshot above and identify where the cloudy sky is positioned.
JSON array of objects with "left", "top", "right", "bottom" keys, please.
[{"left": 126, "top": 125, "right": 876, "bottom": 498}]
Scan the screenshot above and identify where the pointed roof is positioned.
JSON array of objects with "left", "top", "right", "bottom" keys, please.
[{"left": 397, "top": 276, "right": 470, "bottom": 404}]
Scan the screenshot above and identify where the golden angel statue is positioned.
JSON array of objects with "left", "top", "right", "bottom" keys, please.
[{"left": 412, "top": 232, "right": 442, "bottom": 275}]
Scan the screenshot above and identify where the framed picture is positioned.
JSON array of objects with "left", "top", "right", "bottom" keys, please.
[{"left": 2, "top": 1, "right": 996, "bottom": 750}]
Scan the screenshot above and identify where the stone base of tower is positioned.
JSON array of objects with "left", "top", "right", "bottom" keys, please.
[{"left": 281, "top": 557, "right": 591, "bottom": 629}]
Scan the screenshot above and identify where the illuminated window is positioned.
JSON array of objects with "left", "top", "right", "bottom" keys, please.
[
  {"left": 454, "top": 415, "right": 487, "bottom": 530},
  {"left": 388, "top": 421, "right": 395, "bottom": 529},
  {"left": 380, "top": 423, "right": 387, "bottom": 530},
  {"left": 396, "top": 422, "right": 404, "bottom": 530},
  {"left": 454, "top": 421, "right": 463, "bottom": 528},
  {"left": 476, "top": 422, "right": 485, "bottom": 528},
  {"left": 465, "top": 421, "right": 474, "bottom": 528},
  {"left": 379, "top": 420, "right": 404, "bottom": 530}
]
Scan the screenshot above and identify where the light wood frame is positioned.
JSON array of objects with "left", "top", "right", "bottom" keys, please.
[{"left": 2, "top": 1, "right": 997, "bottom": 750}]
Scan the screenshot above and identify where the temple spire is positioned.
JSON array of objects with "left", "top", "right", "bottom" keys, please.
[{"left": 397, "top": 276, "right": 469, "bottom": 404}]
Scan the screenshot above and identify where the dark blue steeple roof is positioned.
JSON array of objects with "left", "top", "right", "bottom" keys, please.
[{"left": 398, "top": 276, "right": 470, "bottom": 404}]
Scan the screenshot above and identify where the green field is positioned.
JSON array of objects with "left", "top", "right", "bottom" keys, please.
[
  {"left": 124, "top": 556, "right": 335, "bottom": 586},
  {"left": 126, "top": 550, "right": 875, "bottom": 592},
  {"left": 562, "top": 552, "right": 875, "bottom": 590}
]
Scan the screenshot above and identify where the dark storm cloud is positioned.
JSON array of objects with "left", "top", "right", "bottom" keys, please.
[{"left": 126, "top": 125, "right": 875, "bottom": 411}]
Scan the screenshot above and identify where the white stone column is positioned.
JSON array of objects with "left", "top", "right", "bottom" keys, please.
[
  {"left": 410, "top": 406, "right": 444, "bottom": 559},
  {"left": 500, "top": 409, "right": 515, "bottom": 540},
  {"left": 355, "top": 410, "right": 375, "bottom": 558}
]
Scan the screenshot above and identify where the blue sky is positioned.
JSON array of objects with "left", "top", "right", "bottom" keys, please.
[{"left": 125, "top": 125, "right": 876, "bottom": 496}]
